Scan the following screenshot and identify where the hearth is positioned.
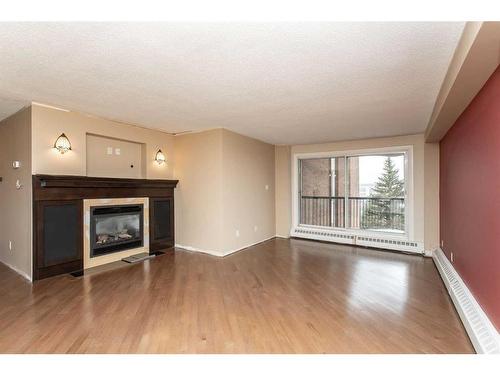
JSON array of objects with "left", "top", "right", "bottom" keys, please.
[{"left": 90, "top": 204, "right": 144, "bottom": 257}]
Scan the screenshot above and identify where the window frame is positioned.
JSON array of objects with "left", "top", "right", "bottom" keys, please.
[{"left": 292, "top": 145, "right": 414, "bottom": 240}]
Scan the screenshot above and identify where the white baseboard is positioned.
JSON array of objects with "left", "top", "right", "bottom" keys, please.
[
  {"left": 0, "top": 260, "right": 32, "bottom": 282},
  {"left": 175, "top": 236, "right": 276, "bottom": 257},
  {"left": 174, "top": 244, "right": 225, "bottom": 257},
  {"left": 226, "top": 236, "right": 275, "bottom": 255},
  {"left": 433, "top": 248, "right": 500, "bottom": 354}
]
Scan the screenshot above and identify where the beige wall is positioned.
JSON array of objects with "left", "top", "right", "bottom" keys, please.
[
  {"left": 0, "top": 107, "right": 32, "bottom": 279},
  {"left": 31, "top": 104, "right": 175, "bottom": 179},
  {"left": 275, "top": 145, "right": 291, "bottom": 237},
  {"left": 174, "top": 129, "right": 275, "bottom": 255},
  {"left": 221, "top": 129, "right": 275, "bottom": 253},
  {"left": 86, "top": 134, "right": 145, "bottom": 179},
  {"left": 275, "top": 134, "right": 439, "bottom": 250},
  {"left": 174, "top": 129, "right": 224, "bottom": 254}
]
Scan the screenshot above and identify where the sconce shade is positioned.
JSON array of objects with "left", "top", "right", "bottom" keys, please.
[
  {"left": 54, "top": 133, "right": 71, "bottom": 154},
  {"left": 155, "top": 149, "right": 166, "bottom": 165}
]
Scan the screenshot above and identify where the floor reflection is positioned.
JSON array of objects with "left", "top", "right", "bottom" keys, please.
[
  {"left": 347, "top": 257, "right": 409, "bottom": 315},
  {"left": 0, "top": 240, "right": 473, "bottom": 353}
]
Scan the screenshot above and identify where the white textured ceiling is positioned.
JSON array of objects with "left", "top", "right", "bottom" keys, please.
[
  {"left": 0, "top": 22, "right": 464, "bottom": 145},
  {"left": 0, "top": 97, "right": 29, "bottom": 122}
]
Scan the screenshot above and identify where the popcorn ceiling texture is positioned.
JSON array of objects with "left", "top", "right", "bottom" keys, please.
[
  {"left": 0, "top": 97, "right": 28, "bottom": 122},
  {"left": 0, "top": 22, "right": 464, "bottom": 145}
]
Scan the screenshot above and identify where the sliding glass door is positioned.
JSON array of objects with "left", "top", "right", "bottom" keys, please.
[
  {"left": 298, "top": 151, "right": 408, "bottom": 236},
  {"left": 346, "top": 153, "right": 406, "bottom": 234}
]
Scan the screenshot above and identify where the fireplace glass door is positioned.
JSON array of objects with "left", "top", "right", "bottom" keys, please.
[{"left": 90, "top": 204, "right": 144, "bottom": 257}]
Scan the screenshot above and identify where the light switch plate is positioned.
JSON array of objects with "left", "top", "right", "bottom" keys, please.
[{"left": 107, "top": 147, "right": 113, "bottom": 155}]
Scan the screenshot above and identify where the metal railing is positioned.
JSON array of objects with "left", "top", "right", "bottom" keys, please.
[
  {"left": 300, "top": 196, "right": 345, "bottom": 227},
  {"left": 300, "top": 196, "right": 405, "bottom": 232}
]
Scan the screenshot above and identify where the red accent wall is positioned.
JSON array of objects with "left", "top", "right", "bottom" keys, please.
[{"left": 440, "top": 65, "right": 500, "bottom": 331}]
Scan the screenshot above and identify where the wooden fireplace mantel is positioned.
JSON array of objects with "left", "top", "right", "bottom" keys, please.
[
  {"left": 33, "top": 174, "right": 179, "bottom": 201},
  {"left": 33, "top": 175, "right": 179, "bottom": 280}
]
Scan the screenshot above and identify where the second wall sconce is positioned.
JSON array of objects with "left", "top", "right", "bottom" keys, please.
[
  {"left": 54, "top": 133, "right": 72, "bottom": 154},
  {"left": 155, "top": 149, "right": 166, "bottom": 165}
]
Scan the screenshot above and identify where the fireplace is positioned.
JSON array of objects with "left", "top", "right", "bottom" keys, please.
[
  {"left": 90, "top": 204, "right": 144, "bottom": 257},
  {"left": 33, "top": 175, "right": 177, "bottom": 280}
]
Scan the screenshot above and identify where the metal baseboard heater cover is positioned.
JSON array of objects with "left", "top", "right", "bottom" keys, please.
[
  {"left": 433, "top": 248, "right": 500, "bottom": 354},
  {"left": 292, "top": 227, "right": 423, "bottom": 254}
]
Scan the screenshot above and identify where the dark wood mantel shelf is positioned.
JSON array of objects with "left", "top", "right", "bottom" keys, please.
[
  {"left": 33, "top": 175, "right": 179, "bottom": 280},
  {"left": 36, "top": 175, "right": 178, "bottom": 188},
  {"left": 33, "top": 175, "right": 178, "bottom": 201}
]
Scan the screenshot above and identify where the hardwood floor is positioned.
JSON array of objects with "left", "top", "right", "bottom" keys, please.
[{"left": 0, "top": 238, "right": 473, "bottom": 353}]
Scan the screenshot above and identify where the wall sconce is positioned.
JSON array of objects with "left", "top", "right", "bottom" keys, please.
[
  {"left": 54, "top": 133, "right": 72, "bottom": 154},
  {"left": 155, "top": 149, "right": 166, "bottom": 165}
]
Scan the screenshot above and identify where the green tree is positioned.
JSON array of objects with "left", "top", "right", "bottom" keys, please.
[
  {"left": 371, "top": 157, "right": 404, "bottom": 198},
  {"left": 363, "top": 157, "right": 405, "bottom": 230}
]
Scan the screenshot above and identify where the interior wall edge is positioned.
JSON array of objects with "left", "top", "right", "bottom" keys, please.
[
  {"left": 0, "top": 106, "right": 33, "bottom": 280},
  {"left": 425, "top": 21, "right": 500, "bottom": 142}
]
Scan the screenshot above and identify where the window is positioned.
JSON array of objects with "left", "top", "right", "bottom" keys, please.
[{"left": 296, "top": 148, "right": 410, "bottom": 237}]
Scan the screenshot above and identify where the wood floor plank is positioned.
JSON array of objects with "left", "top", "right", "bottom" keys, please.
[{"left": 0, "top": 238, "right": 473, "bottom": 353}]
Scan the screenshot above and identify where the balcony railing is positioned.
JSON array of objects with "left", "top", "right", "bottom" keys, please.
[
  {"left": 300, "top": 196, "right": 345, "bottom": 227},
  {"left": 300, "top": 196, "right": 405, "bottom": 232}
]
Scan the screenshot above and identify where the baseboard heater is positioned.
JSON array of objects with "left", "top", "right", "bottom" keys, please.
[
  {"left": 433, "top": 248, "right": 500, "bottom": 354},
  {"left": 291, "top": 227, "right": 423, "bottom": 254}
]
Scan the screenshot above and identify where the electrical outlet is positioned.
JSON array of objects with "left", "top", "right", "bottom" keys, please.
[
  {"left": 235, "top": 230, "right": 240, "bottom": 238},
  {"left": 8, "top": 240, "right": 12, "bottom": 251},
  {"left": 107, "top": 147, "right": 113, "bottom": 155},
  {"left": 115, "top": 148, "right": 121, "bottom": 155},
  {"left": 265, "top": 184, "right": 269, "bottom": 190},
  {"left": 254, "top": 225, "right": 258, "bottom": 232},
  {"left": 451, "top": 252, "right": 454, "bottom": 263}
]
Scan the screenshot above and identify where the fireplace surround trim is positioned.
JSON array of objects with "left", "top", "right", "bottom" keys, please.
[{"left": 84, "top": 198, "right": 149, "bottom": 270}]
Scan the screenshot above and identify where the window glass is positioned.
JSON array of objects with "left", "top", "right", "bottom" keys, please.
[
  {"left": 299, "top": 157, "right": 345, "bottom": 228},
  {"left": 298, "top": 153, "right": 406, "bottom": 234},
  {"left": 347, "top": 154, "right": 405, "bottom": 233}
]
